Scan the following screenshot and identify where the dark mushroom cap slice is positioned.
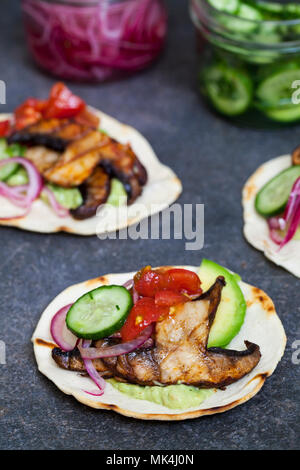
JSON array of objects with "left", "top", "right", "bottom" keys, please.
[{"left": 70, "top": 167, "right": 111, "bottom": 220}]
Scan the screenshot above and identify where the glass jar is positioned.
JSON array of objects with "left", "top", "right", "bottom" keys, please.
[
  {"left": 21, "top": 0, "right": 167, "bottom": 82},
  {"left": 189, "top": 0, "right": 300, "bottom": 127}
]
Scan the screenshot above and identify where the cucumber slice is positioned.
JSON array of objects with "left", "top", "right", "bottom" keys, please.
[
  {"left": 203, "top": 63, "right": 253, "bottom": 116},
  {"left": 264, "top": 104, "right": 300, "bottom": 123},
  {"left": 255, "top": 165, "right": 300, "bottom": 217},
  {"left": 6, "top": 167, "right": 29, "bottom": 186},
  {"left": 207, "top": 0, "right": 240, "bottom": 14},
  {"left": 0, "top": 141, "right": 26, "bottom": 181},
  {"left": 254, "top": 1, "right": 284, "bottom": 15},
  {"left": 198, "top": 259, "right": 246, "bottom": 348},
  {"left": 286, "top": 4, "right": 300, "bottom": 18},
  {"left": 237, "top": 3, "right": 263, "bottom": 22},
  {"left": 256, "top": 68, "right": 300, "bottom": 107},
  {"left": 66, "top": 285, "right": 133, "bottom": 340}
]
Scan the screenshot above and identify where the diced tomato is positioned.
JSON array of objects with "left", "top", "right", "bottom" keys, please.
[
  {"left": 0, "top": 120, "right": 11, "bottom": 137},
  {"left": 155, "top": 290, "right": 188, "bottom": 307},
  {"left": 134, "top": 268, "right": 166, "bottom": 298},
  {"left": 120, "top": 298, "right": 169, "bottom": 342},
  {"left": 14, "top": 98, "right": 47, "bottom": 130},
  {"left": 164, "top": 269, "right": 202, "bottom": 295},
  {"left": 43, "top": 82, "right": 85, "bottom": 119},
  {"left": 13, "top": 83, "right": 86, "bottom": 130},
  {"left": 134, "top": 267, "right": 202, "bottom": 297}
]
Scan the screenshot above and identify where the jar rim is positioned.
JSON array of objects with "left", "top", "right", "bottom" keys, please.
[
  {"left": 192, "top": 0, "right": 300, "bottom": 27},
  {"left": 190, "top": 0, "right": 300, "bottom": 50},
  {"left": 22, "top": 0, "right": 130, "bottom": 6}
]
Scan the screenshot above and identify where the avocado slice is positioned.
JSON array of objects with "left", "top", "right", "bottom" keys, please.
[{"left": 198, "top": 259, "right": 246, "bottom": 348}]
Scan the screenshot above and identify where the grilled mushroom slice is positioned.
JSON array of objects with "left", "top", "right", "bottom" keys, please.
[
  {"left": 25, "top": 146, "right": 60, "bottom": 174},
  {"left": 8, "top": 119, "right": 72, "bottom": 152},
  {"left": 52, "top": 277, "right": 261, "bottom": 389},
  {"left": 70, "top": 167, "right": 111, "bottom": 220},
  {"left": 52, "top": 346, "right": 112, "bottom": 377},
  {"left": 98, "top": 140, "right": 147, "bottom": 204},
  {"left": 8, "top": 117, "right": 98, "bottom": 152},
  {"left": 44, "top": 130, "right": 110, "bottom": 187}
]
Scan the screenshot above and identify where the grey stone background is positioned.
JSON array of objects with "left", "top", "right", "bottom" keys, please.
[{"left": 0, "top": 0, "right": 299, "bottom": 450}]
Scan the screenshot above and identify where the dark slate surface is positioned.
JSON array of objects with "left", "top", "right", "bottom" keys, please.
[{"left": 0, "top": 0, "right": 299, "bottom": 451}]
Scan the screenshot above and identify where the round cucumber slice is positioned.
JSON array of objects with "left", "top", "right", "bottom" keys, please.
[
  {"left": 66, "top": 285, "right": 133, "bottom": 340},
  {"left": 264, "top": 104, "right": 300, "bottom": 123},
  {"left": 255, "top": 1, "right": 284, "bottom": 15},
  {"left": 286, "top": 4, "right": 300, "bottom": 18},
  {"left": 207, "top": 0, "right": 240, "bottom": 14},
  {"left": 198, "top": 259, "right": 246, "bottom": 348},
  {"left": 203, "top": 63, "right": 253, "bottom": 116},
  {"left": 237, "top": 3, "right": 263, "bottom": 22},
  {"left": 255, "top": 165, "right": 300, "bottom": 217},
  {"left": 256, "top": 68, "right": 300, "bottom": 108}
]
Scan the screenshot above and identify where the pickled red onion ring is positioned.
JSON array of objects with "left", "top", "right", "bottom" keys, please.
[
  {"left": 0, "top": 157, "right": 43, "bottom": 209},
  {"left": 78, "top": 324, "right": 154, "bottom": 360},
  {"left": 50, "top": 304, "right": 77, "bottom": 352},
  {"left": 42, "top": 186, "right": 70, "bottom": 218},
  {"left": 81, "top": 340, "right": 106, "bottom": 396}
]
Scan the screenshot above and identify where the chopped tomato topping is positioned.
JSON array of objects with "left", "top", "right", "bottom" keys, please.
[
  {"left": 44, "top": 82, "right": 85, "bottom": 119},
  {"left": 0, "top": 120, "right": 11, "bottom": 137},
  {"left": 163, "top": 269, "right": 202, "bottom": 295},
  {"left": 120, "top": 298, "right": 169, "bottom": 342},
  {"left": 14, "top": 98, "right": 47, "bottom": 130},
  {"left": 134, "top": 267, "right": 202, "bottom": 297},
  {"left": 122, "top": 267, "right": 203, "bottom": 341},
  {"left": 134, "top": 269, "right": 166, "bottom": 297},
  {"left": 13, "top": 83, "right": 86, "bottom": 131},
  {"left": 155, "top": 290, "right": 188, "bottom": 307}
]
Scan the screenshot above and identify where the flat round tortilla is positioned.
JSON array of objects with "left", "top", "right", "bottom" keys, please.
[
  {"left": 0, "top": 110, "right": 182, "bottom": 235},
  {"left": 243, "top": 155, "right": 300, "bottom": 278},
  {"left": 32, "top": 265, "right": 286, "bottom": 421}
]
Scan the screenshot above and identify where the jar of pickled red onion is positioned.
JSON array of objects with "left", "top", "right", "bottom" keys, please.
[{"left": 21, "top": 0, "right": 167, "bottom": 81}]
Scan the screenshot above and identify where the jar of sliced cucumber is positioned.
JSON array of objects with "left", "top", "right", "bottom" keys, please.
[{"left": 190, "top": 0, "right": 300, "bottom": 126}]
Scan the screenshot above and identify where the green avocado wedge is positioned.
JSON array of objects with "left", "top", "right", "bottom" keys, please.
[{"left": 198, "top": 259, "right": 246, "bottom": 348}]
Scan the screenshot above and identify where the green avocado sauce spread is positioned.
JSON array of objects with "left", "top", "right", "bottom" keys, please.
[{"left": 108, "top": 379, "right": 214, "bottom": 410}]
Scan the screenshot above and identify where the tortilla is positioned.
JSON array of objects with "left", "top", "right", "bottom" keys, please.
[
  {"left": 0, "top": 110, "right": 182, "bottom": 235},
  {"left": 243, "top": 155, "right": 300, "bottom": 278},
  {"left": 32, "top": 265, "right": 286, "bottom": 421}
]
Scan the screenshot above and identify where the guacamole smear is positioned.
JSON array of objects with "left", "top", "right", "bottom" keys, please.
[
  {"left": 107, "top": 178, "right": 127, "bottom": 207},
  {"left": 108, "top": 379, "right": 214, "bottom": 410},
  {"left": 44, "top": 184, "right": 83, "bottom": 209}
]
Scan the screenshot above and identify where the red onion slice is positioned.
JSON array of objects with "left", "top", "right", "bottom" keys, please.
[
  {"left": 78, "top": 324, "right": 154, "bottom": 360},
  {"left": 268, "top": 177, "right": 300, "bottom": 248},
  {"left": 50, "top": 304, "right": 77, "bottom": 351},
  {"left": 132, "top": 285, "right": 140, "bottom": 304},
  {"left": 81, "top": 339, "right": 106, "bottom": 396},
  {"left": 280, "top": 201, "right": 300, "bottom": 248},
  {"left": 123, "top": 279, "right": 134, "bottom": 290},
  {"left": 0, "top": 157, "right": 43, "bottom": 209},
  {"left": 42, "top": 186, "right": 70, "bottom": 218}
]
